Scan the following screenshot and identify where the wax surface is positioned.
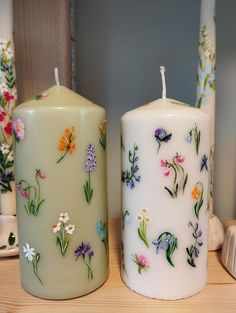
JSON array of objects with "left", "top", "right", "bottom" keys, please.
[
  {"left": 121, "top": 98, "right": 210, "bottom": 300},
  {"left": 13, "top": 86, "right": 108, "bottom": 299}
]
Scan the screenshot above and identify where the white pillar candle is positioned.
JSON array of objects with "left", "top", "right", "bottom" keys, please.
[{"left": 121, "top": 67, "right": 211, "bottom": 300}]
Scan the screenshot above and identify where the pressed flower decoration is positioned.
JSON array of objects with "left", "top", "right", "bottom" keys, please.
[
  {"left": 200, "top": 154, "right": 208, "bottom": 172},
  {"left": 0, "top": 143, "right": 14, "bottom": 192},
  {"left": 192, "top": 182, "right": 204, "bottom": 219},
  {"left": 0, "top": 39, "right": 17, "bottom": 193},
  {"left": 136, "top": 208, "right": 151, "bottom": 248},
  {"left": 23, "top": 243, "right": 43, "bottom": 285},
  {"left": 186, "top": 123, "right": 201, "bottom": 155},
  {"left": 132, "top": 254, "right": 149, "bottom": 275},
  {"left": 160, "top": 153, "right": 188, "bottom": 198},
  {"left": 74, "top": 242, "right": 94, "bottom": 280},
  {"left": 121, "top": 242, "right": 128, "bottom": 277},
  {"left": 99, "top": 119, "right": 106, "bottom": 150},
  {"left": 52, "top": 212, "right": 75, "bottom": 256},
  {"left": 186, "top": 221, "right": 203, "bottom": 267},
  {"left": 121, "top": 144, "right": 141, "bottom": 189},
  {"left": 152, "top": 232, "right": 178, "bottom": 267},
  {"left": 12, "top": 118, "right": 25, "bottom": 142},
  {"left": 17, "top": 169, "right": 45, "bottom": 216},
  {"left": 57, "top": 126, "right": 76, "bottom": 163},
  {"left": 154, "top": 128, "right": 172, "bottom": 154},
  {"left": 84, "top": 144, "right": 96, "bottom": 204},
  {"left": 96, "top": 221, "right": 108, "bottom": 249},
  {"left": 196, "top": 25, "right": 215, "bottom": 108}
]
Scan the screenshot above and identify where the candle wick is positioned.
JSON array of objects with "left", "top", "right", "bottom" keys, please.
[
  {"left": 54, "top": 67, "right": 60, "bottom": 86},
  {"left": 160, "top": 65, "right": 167, "bottom": 99}
]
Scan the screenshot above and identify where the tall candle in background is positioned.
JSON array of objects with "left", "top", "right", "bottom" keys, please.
[
  {"left": 13, "top": 70, "right": 108, "bottom": 299},
  {"left": 121, "top": 67, "right": 211, "bottom": 299},
  {"left": 0, "top": 0, "right": 18, "bottom": 255}
]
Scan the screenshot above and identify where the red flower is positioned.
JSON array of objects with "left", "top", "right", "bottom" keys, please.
[
  {"left": 4, "top": 91, "right": 14, "bottom": 102},
  {"left": 0, "top": 110, "right": 6, "bottom": 122},
  {"left": 4, "top": 122, "right": 12, "bottom": 136}
]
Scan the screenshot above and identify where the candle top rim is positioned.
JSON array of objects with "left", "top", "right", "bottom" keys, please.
[
  {"left": 122, "top": 97, "right": 210, "bottom": 121},
  {"left": 14, "top": 85, "right": 104, "bottom": 111}
]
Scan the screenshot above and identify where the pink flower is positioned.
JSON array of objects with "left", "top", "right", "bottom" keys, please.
[
  {"left": 176, "top": 155, "right": 185, "bottom": 163},
  {"left": 16, "top": 182, "right": 22, "bottom": 191},
  {"left": 21, "top": 190, "right": 29, "bottom": 199},
  {"left": 38, "top": 170, "right": 46, "bottom": 179},
  {"left": 164, "top": 169, "right": 170, "bottom": 177},
  {"left": 137, "top": 255, "right": 148, "bottom": 267},
  {"left": 13, "top": 118, "right": 25, "bottom": 140},
  {"left": 160, "top": 159, "right": 167, "bottom": 167}
]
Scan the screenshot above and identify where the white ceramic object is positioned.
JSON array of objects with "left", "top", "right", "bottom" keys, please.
[
  {"left": 221, "top": 225, "right": 236, "bottom": 279},
  {"left": 208, "top": 214, "right": 225, "bottom": 251},
  {"left": 0, "top": 215, "right": 18, "bottom": 253}
]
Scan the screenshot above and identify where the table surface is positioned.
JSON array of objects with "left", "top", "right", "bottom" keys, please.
[{"left": 0, "top": 219, "right": 236, "bottom": 313}]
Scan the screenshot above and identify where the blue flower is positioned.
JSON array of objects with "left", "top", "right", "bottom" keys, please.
[{"left": 200, "top": 154, "right": 208, "bottom": 172}]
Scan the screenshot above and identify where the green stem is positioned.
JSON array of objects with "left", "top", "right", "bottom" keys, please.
[{"left": 56, "top": 148, "right": 69, "bottom": 164}]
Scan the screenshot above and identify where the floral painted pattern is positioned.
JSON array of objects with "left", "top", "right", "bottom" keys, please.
[
  {"left": 121, "top": 242, "right": 127, "bottom": 277},
  {"left": 99, "top": 119, "right": 106, "bottom": 150},
  {"left": 132, "top": 254, "right": 149, "bottom": 274},
  {"left": 200, "top": 154, "right": 208, "bottom": 172},
  {"left": 0, "top": 39, "right": 16, "bottom": 194},
  {"left": 12, "top": 118, "right": 25, "bottom": 141},
  {"left": 186, "top": 222, "right": 203, "bottom": 267},
  {"left": 23, "top": 243, "right": 43, "bottom": 285},
  {"left": 17, "top": 169, "right": 45, "bottom": 216},
  {"left": 122, "top": 209, "right": 130, "bottom": 230},
  {"left": 57, "top": 127, "right": 76, "bottom": 163},
  {"left": 192, "top": 182, "right": 204, "bottom": 219},
  {"left": 136, "top": 208, "right": 151, "bottom": 248},
  {"left": 196, "top": 25, "right": 215, "bottom": 108},
  {"left": 154, "top": 128, "right": 172, "bottom": 154},
  {"left": 96, "top": 221, "right": 108, "bottom": 249},
  {"left": 84, "top": 144, "right": 96, "bottom": 204},
  {"left": 74, "top": 242, "right": 94, "bottom": 280},
  {"left": 186, "top": 123, "right": 201, "bottom": 155},
  {"left": 121, "top": 144, "right": 141, "bottom": 189},
  {"left": 0, "top": 143, "right": 14, "bottom": 192},
  {"left": 152, "top": 232, "right": 178, "bottom": 267},
  {"left": 34, "top": 92, "right": 48, "bottom": 100},
  {"left": 52, "top": 212, "right": 75, "bottom": 256},
  {"left": 161, "top": 153, "right": 188, "bottom": 198}
]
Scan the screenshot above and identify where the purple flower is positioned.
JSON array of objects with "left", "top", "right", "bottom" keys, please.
[
  {"left": 74, "top": 242, "right": 94, "bottom": 259},
  {"left": 154, "top": 128, "right": 172, "bottom": 142},
  {"left": 200, "top": 154, "right": 208, "bottom": 172},
  {"left": 85, "top": 144, "right": 97, "bottom": 172}
]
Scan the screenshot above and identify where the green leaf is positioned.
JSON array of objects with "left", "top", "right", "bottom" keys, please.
[
  {"left": 164, "top": 187, "right": 174, "bottom": 198},
  {"left": 0, "top": 245, "right": 7, "bottom": 250}
]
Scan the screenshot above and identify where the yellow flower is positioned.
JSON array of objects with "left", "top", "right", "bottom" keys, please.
[
  {"left": 192, "top": 185, "right": 201, "bottom": 200},
  {"left": 145, "top": 217, "right": 151, "bottom": 224},
  {"left": 142, "top": 208, "right": 147, "bottom": 214},
  {"left": 99, "top": 120, "right": 106, "bottom": 134},
  {"left": 137, "top": 215, "right": 143, "bottom": 221}
]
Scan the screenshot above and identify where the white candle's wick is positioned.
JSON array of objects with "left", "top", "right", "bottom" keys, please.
[
  {"left": 160, "top": 65, "right": 167, "bottom": 99},
  {"left": 54, "top": 67, "right": 60, "bottom": 86}
]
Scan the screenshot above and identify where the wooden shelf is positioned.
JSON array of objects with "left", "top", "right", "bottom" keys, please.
[{"left": 0, "top": 219, "right": 236, "bottom": 313}]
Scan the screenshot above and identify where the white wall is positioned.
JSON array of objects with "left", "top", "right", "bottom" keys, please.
[{"left": 75, "top": 0, "right": 236, "bottom": 219}]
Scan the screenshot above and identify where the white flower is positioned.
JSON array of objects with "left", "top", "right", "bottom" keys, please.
[
  {"left": 59, "top": 212, "right": 69, "bottom": 223},
  {"left": 7, "top": 152, "right": 14, "bottom": 162},
  {"left": 5, "top": 48, "right": 14, "bottom": 60},
  {"left": 23, "top": 243, "right": 35, "bottom": 262},
  {"left": 0, "top": 143, "right": 10, "bottom": 155},
  {"left": 65, "top": 224, "right": 75, "bottom": 235},
  {"left": 0, "top": 83, "right": 7, "bottom": 94},
  {"left": 52, "top": 222, "right": 61, "bottom": 233}
]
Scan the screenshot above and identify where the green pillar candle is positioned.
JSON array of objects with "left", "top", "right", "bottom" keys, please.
[{"left": 13, "top": 78, "right": 108, "bottom": 299}]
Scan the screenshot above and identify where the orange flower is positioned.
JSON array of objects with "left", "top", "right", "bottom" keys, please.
[
  {"left": 192, "top": 185, "right": 200, "bottom": 200},
  {"left": 57, "top": 127, "right": 76, "bottom": 163}
]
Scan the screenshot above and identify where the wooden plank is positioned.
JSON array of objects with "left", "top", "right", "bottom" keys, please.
[
  {"left": 0, "top": 219, "right": 236, "bottom": 313},
  {"left": 13, "top": 0, "right": 71, "bottom": 103}
]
